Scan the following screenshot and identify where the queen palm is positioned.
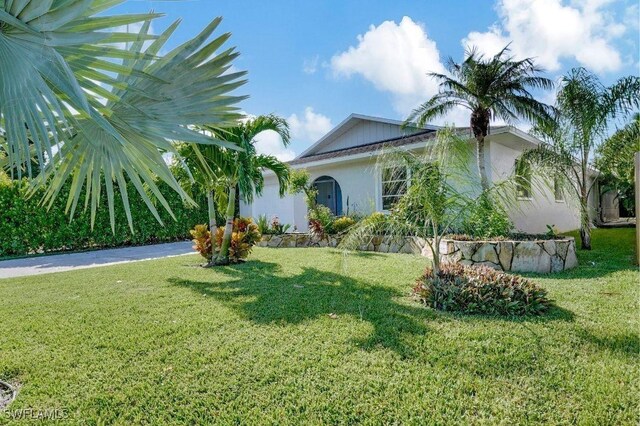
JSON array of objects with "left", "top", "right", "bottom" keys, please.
[
  {"left": 181, "top": 115, "right": 290, "bottom": 265},
  {"left": 522, "top": 68, "right": 640, "bottom": 250},
  {"left": 405, "top": 46, "right": 554, "bottom": 190},
  {"left": 0, "top": 1, "right": 246, "bottom": 229}
]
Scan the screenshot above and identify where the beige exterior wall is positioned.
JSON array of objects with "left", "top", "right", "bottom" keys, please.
[
  {"left": 488, "top": 138, "right": 581, "bottom": 233},
  {"left": 245, "top": 131, "right": 589, "bottom": 235}
]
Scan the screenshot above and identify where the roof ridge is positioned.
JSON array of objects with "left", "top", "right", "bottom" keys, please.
[{"left": 298, "top": 128, "right": 435, "bottom": 159}]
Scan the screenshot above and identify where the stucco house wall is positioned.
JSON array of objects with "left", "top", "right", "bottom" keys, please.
[
  {"left": 242, "top": 114, "right": 592, "bottom": 235},
  {"left": 488, "top": 136, "right": 582, "bottom": 233}
]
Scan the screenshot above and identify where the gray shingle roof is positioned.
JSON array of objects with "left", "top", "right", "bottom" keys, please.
[{"left": 289, "top": 129, "right": 437, "bottom": 165}]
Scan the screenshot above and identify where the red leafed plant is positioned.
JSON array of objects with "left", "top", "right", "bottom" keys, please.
[
  {"left": 191, "top": 217, "right": 261, "bottom": 264},
  {"left": 413, "top": 263, "right": 550, "bottom": 316},
  {"left": 190, "top": 224, "right": 213, "bottom": 261}
]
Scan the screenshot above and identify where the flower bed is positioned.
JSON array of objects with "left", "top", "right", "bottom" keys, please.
[{"left": 258, "top": 234, "right": 578, "bottom": 274}]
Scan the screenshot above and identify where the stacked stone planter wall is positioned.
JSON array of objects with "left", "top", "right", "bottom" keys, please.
[
  {"left": 258, "top": 234, "right": 578, "bottom": 273},
  {"left": 436, "top": 237, "right": 578, "bottom": 273},
  {"left": 258, "top": 234, "right": 423, "bottom": 254}
]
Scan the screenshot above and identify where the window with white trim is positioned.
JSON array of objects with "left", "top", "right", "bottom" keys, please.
[{"left": 381, "top": 167, "right": 408, "bottom": 210}]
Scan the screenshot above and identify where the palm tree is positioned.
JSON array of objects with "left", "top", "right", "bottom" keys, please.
[
  {"left": 181, "top": 115, "right": 291, "bottom": 265},
  {"left": 405, "top": 46, "right": 554, "bottom": 190},
  {"left": 339, "top": 128, "right": 518, "bottom": 274},
  {"left": 522, "top": 68, "right": 640, "bottom": 250},
  {"left": 0, "top": 2, "right": 246, "bottom": 230},
  {"left": 595, "top": 114, "right": 640, "bottom": 218}
]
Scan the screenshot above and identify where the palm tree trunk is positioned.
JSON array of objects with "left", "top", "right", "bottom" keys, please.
[
  {"left": 580, "top": 189, "right": 592, "bottom": 250},
  {"left": 471, "top": 109, "right": 491, "bottom": 191},
  {"left": 207, "top": 190, "right": 217, "bottom": 259},
  {"left": 431, "top": 222, "right": 441, "bottom": 275},
  {"left": 476, "top": 136, "right": 489, "bottom": 191},
  {"left": 216, "top": 183, "right": 237, "bottom": 265}
]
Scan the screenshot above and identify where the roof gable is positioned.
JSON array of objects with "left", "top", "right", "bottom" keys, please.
[{"left": 297, "top": 113, "right": 437, "bottom": 159}]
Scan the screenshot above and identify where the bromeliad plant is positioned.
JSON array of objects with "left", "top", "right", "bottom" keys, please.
[
  {"left": 413, "top": 263, "right": 550, "bottom": 316},
  {"left": 0, "top": 2, "right": 246, "bottom": 231}
]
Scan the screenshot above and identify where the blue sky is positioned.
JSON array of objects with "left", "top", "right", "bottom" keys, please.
[{"left": 113, "top": 0, "right": 640, "bottom": 159}]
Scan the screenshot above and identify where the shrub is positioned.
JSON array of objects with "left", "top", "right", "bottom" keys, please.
[
  {"left": 461, "top": 195, "right": 512, "bottom": 238},
  {"left": 256, "top": 214, "right": 290, "bottom": 235},
  {"left": 0, "top": 178, "right": 208, "bottom": 258},
  {"left": 413, "top": 263, "right": 550, "bottom": 316},
  {"left": 215, "top": 218, "right": 261, "bottom": 263},
  {"left": 270, "top": 216, "right": 291, "bottom": 234},
  {"left": 332, "top": 216, "right": 356, "bottom": 234},
  {"left": 308, "top": 204, "right": 335, "bottom": 237},
  {"left": 256, "top": 214, "right": 270, "bottom": 235},
  {"left": 190, "top": 224, "right": 213, "bottom": 261}
]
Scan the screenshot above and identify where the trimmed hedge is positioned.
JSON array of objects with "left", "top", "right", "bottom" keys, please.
[{"left": 0, "top": 178, "right": 207, "bottom": 258}]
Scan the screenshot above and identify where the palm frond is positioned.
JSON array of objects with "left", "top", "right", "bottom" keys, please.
[{"left": 31, "top": 14, "right": 247, "bottom": 231}]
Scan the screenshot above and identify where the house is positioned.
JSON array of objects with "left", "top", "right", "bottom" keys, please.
[{"left": 240, "top": 114, "right": 596, "bottom": 234}]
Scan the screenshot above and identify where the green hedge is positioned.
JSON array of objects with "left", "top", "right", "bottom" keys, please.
[{"left": 0, "top": 178, "right": 207, "bottom": 258}]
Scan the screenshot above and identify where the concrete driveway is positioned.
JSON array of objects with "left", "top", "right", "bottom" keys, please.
[{"left": 0, "top": 241, "right": 195, "bottom": 279}]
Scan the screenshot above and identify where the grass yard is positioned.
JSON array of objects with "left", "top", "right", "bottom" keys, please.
[{"left": 0, "top": 228, "right": 638, "bottom": 424}]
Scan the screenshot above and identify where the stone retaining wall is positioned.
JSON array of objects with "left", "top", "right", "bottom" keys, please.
[
  {"left": 258, "top": 234, "right": 422, "bottom": 254},
  {"left": 436, "top": 238, "right": 578, "bottom": 273},
  {"left": 258, "top": 234, "right": 578, "bottom": 273}
]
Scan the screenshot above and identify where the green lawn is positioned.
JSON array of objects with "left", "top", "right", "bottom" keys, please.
[{"left": 1, "top": 228, "right": 638, "bottom": 424}]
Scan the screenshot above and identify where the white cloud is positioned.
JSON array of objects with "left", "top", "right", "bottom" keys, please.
[
  {"left": 303, "top": 55, "right": 320, "bottom": 74},
  {"left": 254, "top": 130, "right": 297, "bottom": 162},
  {"left": 463, "top": 0, "right": 627, "bottom": 73},
  {"left": 252, "top": 107, "right": 333, "bottom": 161},
  {"left": 329, "top": 17, "right": 473, "bottom": 126},
  {"left": 288, "top": 107, "right": 333, "bottom": 143},
  {"left": 331, "top": 17, "right": 448, "bottom": 116}
]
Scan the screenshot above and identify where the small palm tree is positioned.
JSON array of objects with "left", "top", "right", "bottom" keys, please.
[
  {"left": 522, "top": 68, "right": 640, "bottom": 250},
  {"left": 595, "top": 114, "right": 640, "bottom": 218},
  {"left": 339, "top": 128, "right": 517, "bottom": 274},
  {"left": 181, "top": 115, "right": 291, "bottom": 265},
  {"left": 405, "top": 46, "right": 554, "bottom": 190}
]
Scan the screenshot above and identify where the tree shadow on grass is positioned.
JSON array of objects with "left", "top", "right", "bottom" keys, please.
[
  {"left": 169, "top": 260, "right": 576, "bottom": 357},
  {"left": 577, "top": 329, "right": 640, "bottom": 357},
  {"left": 169, "top": 261, "right": 435, "bottom": 358}
]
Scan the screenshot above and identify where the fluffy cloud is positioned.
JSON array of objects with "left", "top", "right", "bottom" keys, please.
[
  {"left": 288, "top": 107, "right": 333, "bottom": 143},
  {"left": 330, "top": 17, "right": 449, "bottom": 116},
  {"left": 253, "top": 107, "right": 333, "bottom": 161},
  {"left": 253, "top": 130, "right": 297, "bottom": 162},
  {"left": 463, "top": 0, "right": 627, "bottom": 73}
]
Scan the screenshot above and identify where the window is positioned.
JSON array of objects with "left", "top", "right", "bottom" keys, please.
[
  {"left": 381, "top": 167, "right": 408, "bottom": 210},
  {"left": 515, "top": 159, "right": 532, "bottom": 200},
  {"left": 554, "top": 176, "right": 565, "bottom": 202}
]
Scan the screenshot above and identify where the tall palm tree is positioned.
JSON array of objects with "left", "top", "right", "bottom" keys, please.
[
  {"left": 0, "top": 1, "right": 246, "bottom": 230},
  {"left": 181, "top": 115, "right": 291, "bottom": 265},
  {"left": 522, "top": 68, "right": 640, "bottom": 250},
  {"left": 405, "top": 46, "right": 554, "bottom": 190}
]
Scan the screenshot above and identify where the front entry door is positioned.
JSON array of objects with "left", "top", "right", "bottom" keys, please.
[{"left": 315, "top": 180, "right": 336, "bottom": 215}]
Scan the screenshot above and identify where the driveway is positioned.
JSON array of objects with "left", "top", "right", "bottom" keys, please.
[{"left": 0, "top": 241, "right": 194, "bottom": 279}]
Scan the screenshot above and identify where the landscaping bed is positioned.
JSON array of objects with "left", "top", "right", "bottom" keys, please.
[{"left": 258, "top": 233, "right": 579, "bottom": 273}]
